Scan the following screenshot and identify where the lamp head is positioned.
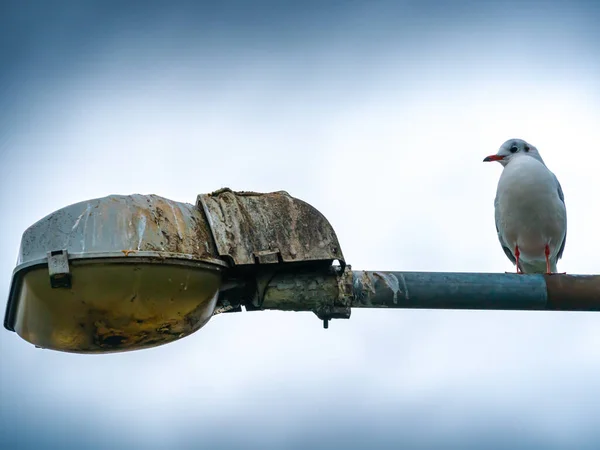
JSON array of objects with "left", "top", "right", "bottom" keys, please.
[{"left": 4, "top": 194, "right": 226, "bottom": 353}]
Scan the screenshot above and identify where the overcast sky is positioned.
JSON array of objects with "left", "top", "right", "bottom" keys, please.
[{"left": 2, "top": 1, "right": 600, "bottom": 449}]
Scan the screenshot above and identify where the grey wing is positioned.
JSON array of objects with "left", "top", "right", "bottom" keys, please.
[
  {"left": 494, "top": 196, "right": 516, "bottom": 265},
  {"left": 555, "top": 175, "right": 567, "bottom": 260}
]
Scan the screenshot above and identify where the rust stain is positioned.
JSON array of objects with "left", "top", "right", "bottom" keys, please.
[
  {"left": 90, "top": 298, "right": 214, "bottom": 351},
  {"left": 118, "top": 195, "right": 219, "bottom": 260},
  {"left": 361, "top": 271, "right": 377, "bottom": 294},
  {"left": 546, "top": 274, "right": 600, "bottom": 310}
]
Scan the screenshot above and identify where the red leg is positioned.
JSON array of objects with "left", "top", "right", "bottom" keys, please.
[
  {"left": 515, "top": 245, "right": 521, "bottom": 274},
  {"left": 544, "top": 245, "right": 566, "bottom": 275}
]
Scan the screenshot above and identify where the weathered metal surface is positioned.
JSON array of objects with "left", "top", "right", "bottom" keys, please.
[
  {"left": 250, "top": 271, "right": 600, "bottom": 316},
  {"left": 198, "top": 188, "right": 345, "bottom": 267},
  {"left": 545, "top": 274, "right": 600, "bottom": 311},
  {"left": 259, "top": 267, "right": 351, "bottom": 322},
  {"left": 16, "top": 194, "right": 224, "bottom": 266},
  {"left": 351, "top": 271, "right": 549, "bottom": 310}
]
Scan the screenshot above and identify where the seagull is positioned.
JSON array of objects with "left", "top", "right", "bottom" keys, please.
[{"left": 483, "top": 139, "right": 567, "bottom": 274}]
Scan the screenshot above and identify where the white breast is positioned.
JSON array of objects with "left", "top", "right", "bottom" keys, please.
[{"left": 495, "top": 155, "right": 566, "bottom": 262}]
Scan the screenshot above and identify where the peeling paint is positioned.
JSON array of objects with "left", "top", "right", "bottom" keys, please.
[
  {"left": 71, "top": 206, "right": 88, "bottom": 231},
  {"left": 352, "top": 270, "right": 377, "bottom": 306},
  {"left": 169, "top": 202, "right": 184, "bottom": 240},
  {"left": 398, "top": 272, "right": 410, "bottom": 300},
  {"left": 374, "top": 271, "right": 402, "bottom": 304},
  {"left": 91, "top": 210, "right": 97, "bottom": 248},
  {"left": 81, "top": 203, "right": 92, "bottom": 251},
  {"left": 137, "top": 214, "right": 147, "bottom": 251}
]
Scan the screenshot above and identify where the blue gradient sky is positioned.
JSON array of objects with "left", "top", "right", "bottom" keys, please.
[{"left": 2, "top": 1, "right": 600, "bottom": 449}]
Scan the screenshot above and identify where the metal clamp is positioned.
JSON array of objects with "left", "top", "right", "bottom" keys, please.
[
  {"left": 47, "top": 250, "right": 72, "bottom": 289},
  {"left": 314, "top": 265, "right": 353, "bottom": 328}
]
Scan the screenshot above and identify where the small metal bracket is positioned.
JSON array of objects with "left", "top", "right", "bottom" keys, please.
[
  {"left": 47, "top": 250, "right": 72, "bottom": 289},
  {"left": 253, "top": 249, "right": 281, "bottom": 265}
]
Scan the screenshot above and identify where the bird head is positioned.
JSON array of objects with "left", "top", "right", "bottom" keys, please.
[{"left": 483, "top": 139, "right": 545, "bottom": 166}]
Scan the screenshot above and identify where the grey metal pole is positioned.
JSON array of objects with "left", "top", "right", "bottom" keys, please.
[
  {"left": 351, "top": 271, "right": 600, "bottom": 311},
  {"left": 258, "top": 270, "right": 600, "bottom": 323}
]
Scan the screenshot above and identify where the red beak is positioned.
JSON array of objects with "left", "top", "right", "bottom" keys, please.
[{"left": 483, "top": 155, "right": 505, "bottom": 162}]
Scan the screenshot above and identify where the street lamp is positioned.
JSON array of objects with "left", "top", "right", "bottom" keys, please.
[
  {"left": 4, "top": 189, "right": 600, "bottom": 354},
  {"left": 4, "top": 189, "right": 346, "bottom": 353}
]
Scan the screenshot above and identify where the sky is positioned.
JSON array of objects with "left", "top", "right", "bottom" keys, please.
[{"left": 2, "top": 0, "right": 600, "bottom": 448}]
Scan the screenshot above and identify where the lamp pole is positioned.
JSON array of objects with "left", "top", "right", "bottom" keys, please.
[{"left": 254, "top": 269, "right": 600, "bottom": 328}]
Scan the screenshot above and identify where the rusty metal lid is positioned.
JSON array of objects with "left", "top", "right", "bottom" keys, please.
[{"left": 198, "top": 188, "right": 345, "bottom": 267}]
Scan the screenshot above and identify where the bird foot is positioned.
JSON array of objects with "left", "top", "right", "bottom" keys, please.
[{"left": 505, "top": 271, "right": 524, "bottom": 274}]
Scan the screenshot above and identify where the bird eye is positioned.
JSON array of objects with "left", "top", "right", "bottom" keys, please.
[
  {"left": 510, "top": 146, "right": 518, "bottom": 153},
  {"left": 524, "top": 145, "right": 530, "bottom": 152}
]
